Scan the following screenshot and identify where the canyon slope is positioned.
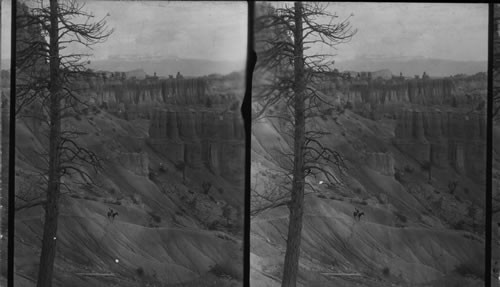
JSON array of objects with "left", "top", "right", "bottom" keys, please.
[
  {"left": 251, "top": 73, "right": 487, "bottom": 287},
  {"left": 14, "top": 73, "right": 245, "bottom": 287}
]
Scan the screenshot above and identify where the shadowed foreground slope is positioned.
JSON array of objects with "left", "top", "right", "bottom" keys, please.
[
  {"left": 251, "top": 80, "right": 485, "bottom": 286},
  {"left": 15, "top": 80, "right": 244, "bottom": 286}
]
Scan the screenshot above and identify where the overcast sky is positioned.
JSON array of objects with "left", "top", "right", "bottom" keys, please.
[
  {"left": 2, "top": 2, "right": 489, "bottom": 64},
  {"left": 81, "top": 1, "right": 247, "bottom": 63},
  {"left": 1, "top": 0, "right": 12, "bottom": 63},
  {"left": 301, "top": 2, "right": 488, "bottom": 63},
  {"left": 2, "top": 1, "right": 248, "bottom": 64}
]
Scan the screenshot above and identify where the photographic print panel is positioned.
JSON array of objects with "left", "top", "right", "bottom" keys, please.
[
  {"left": 14, "top": 1, "right": 247, "bottom": 286},
  {"left": 251, "top": 2, "right": 487, "bottom": 286}
]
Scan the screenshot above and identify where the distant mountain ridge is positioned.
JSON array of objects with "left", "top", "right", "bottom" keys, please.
[
  {"left": 88, "top": 57, "right": 245, "bottom": 78},
  {"left": 4, "top": 57, "right": 487, "bottom": 79},
  {"left": 335, "top": 57, "right": 487, "bottom": 77}
]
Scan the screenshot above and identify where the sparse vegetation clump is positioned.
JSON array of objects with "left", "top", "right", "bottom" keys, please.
[
  {"left": 376, "top": 193, "right": 386, "bottom": 204},
  {"left": 202, "top": 181, "right": 212, "bottom": 194},
  {"left": 382, "top": 266, "right": 390, "bottom": 277},
  {"left": 207, "top": 220, "right": 220, "bottom": 230},
  {"left": 420, "top": 161, "right": 432, "bottom": 183},
  {"left": 136, "top": 267, "right": 145, "bottom": 277},
  {"left": 453, "top": 220, "right": 466, "bottom": 230},
  {"left": 147, "top": 212, "right": 162, "bottom": 228},
  {"left": 403, "top": 165, "right": 414, "bottom": 173},
  {"left": 158, "top": 163, "right": 166, "bottom": 173},
  {"left": 131, "top": 194, "right": 141, "bottom": 204},
  {"left": 394, "top": 169, "right": 404, "bottom": 183},
  {"left": 448, "top": 180, "right": 458, "bottom": 194},
  {"left": 188, "top": 198, "right": 197, "bottom": 210},
  {"left": 453, "top": 261, "right": 483, "bottom": 278},
  {"left": 222, "top": 205, "right": 233, "bottom": 225},
  {"left": 149, "top": 212, "right": 162, "bottom": 223},
  {"left": 208, "top": 263, "right": 243, "bottom": 281},
  {"left": 148, "top": 172, "right": 155, "bottom": 180},
  {"left": 174, "top": 162, "right": 185, "bottom": 171},
  {"left": 394, "top": 211, "right": 407, "bottom": 223},
  {"left": 344, "top": 101, "right": 353, "bottom": 110}
]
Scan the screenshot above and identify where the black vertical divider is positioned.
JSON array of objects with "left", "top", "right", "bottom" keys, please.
[
  {"left": 244, "top": 2, "right": 256, "bottom": 287},
  {"left": 487, "top": 2, "right": 493, "bottom": 286},
  {"left": 8, "top": 0, "right": 16, "bottom": 286},
  {"left": 7, "top": 2, "right": 255, "bottom": 286}
]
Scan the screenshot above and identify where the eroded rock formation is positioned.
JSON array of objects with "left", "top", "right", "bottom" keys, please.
[
  {"left": 394, "top": 108, "right": 486, "bottom": 181},
  {"left": 343, "top": 78, "right": 458, "bottom": 118},
  {"left": 148, "top": 109, "right": 245, "bottom": 184},
  {"left": 66, "top": 72, "right": 245, "bottom": 184},
  {"left": 75, "top": 76, "right": 240, "bottom": 119},
  {"left": 319, "top": 75, "right": 485, "bottom": 120}
]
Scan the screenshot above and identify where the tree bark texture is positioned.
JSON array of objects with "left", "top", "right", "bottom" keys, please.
[
  {"left": 37, "top": 0, "right": 62, "bottom": 286},
  {"left": 281, "top": 2, "right": 306, "bottom": 287}
]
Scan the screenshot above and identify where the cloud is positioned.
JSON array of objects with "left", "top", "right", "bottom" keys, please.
[
  {"left": 1, "top": 0, "right": 12, "bottom": 61},
  {"left": 307, "top": 3, "right": 488, "bottom": 62},
  {"left": 67, "top": 1, "right": 247, "bottom": 63},
  {"left": 9, "top": 0, "right": 247, "bottom": 73}
]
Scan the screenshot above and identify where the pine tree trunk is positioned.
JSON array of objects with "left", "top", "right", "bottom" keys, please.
[
  {"left": 0, "top": 1, "right": 8, "bottom": 279},
  {"left": 37, "top": 1, "right": 62, "bottom": 286},
  {"left": 0, "top": 100, "right": 7, "bottom": 281},
  {"left": 281, "top": 2, "right": 306, "bottom": 287},
  {"left": 0, "top": 53, "right": 9, "bottom": 283}
]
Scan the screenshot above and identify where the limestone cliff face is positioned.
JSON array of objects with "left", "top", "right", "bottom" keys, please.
[
  {"left": 394, "top": 109, "right": 486, "bottom": 181},
  {"left": 148, "top": 109, "right": 245, "bottom": 184},
  {"left": 342, "top": 78, "right": 457, "bottom": 118},
  {"left": 318, "top": 75, "right": 486, "bottom": 121},
  {"left": 76, "top": 76, "right": 240, "bottom": 119},
  {"left": 73, "top": 73, "right": 244, "bottom": 183}
]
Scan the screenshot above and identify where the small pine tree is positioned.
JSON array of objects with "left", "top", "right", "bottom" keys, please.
[{"left": 222, "top": 204, "right": 232, "bottom": 225}]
